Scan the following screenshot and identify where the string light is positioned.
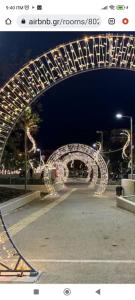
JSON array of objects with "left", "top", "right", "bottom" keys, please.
[
  {"left": 47, "top": 143, "right": 108, "bottom": 195},
  {"left": 27, "top": 126, "right": 37, "bottom": 153},
  {"left": 0, "top": 33, "right": 134, "bottom": 274},
  {"left": 61, "top": 152, "right": 98, "bottom": 186},
  {"left": 0, "top": 34, "right": 134, "bottom": 161},
  {"left": 121, "top": 129, "right": 131, "bottom": 159}
]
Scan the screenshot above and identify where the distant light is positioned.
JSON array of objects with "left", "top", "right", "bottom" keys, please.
[
  {"left": 84, "top": 36, "right": 88, "bottom": 42},
  {"left": 93, "top": 143, "right": 96, "bottom": 148},
  {"left": 116, "top": 113, "right": 123, "bottom": 119},
  {"left": 37, "top": 148, "right": 40, "bottom": 152}
]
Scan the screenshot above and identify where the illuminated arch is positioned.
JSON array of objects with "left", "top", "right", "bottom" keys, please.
[
  {"left": 47, "top": 144, "right": 108, "bottom": 195},
  {"left": 54, "top": 152, "right": 98, "bottom": 185},
  {"left": 0, "top": 33, "right": 134, "bottom": 276},
  {"left": 0, "top": 34, "right": 135, "bottom": 160}
]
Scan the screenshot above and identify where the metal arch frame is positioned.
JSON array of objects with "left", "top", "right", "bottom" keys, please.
[
  {"left": 0, "top": 211, "right": 38, "bottom": 277},
  {"left": 0, "top": 34, "right": 135, "bottom": 160},
  {"left": 0, "top": 33, "right": 134, "bottom": 276},
  {"left": 53, "top": 153, "right": 92, "bottom": 182},
  {"left": 62, "top": 152, "right": 92, "bottom": 182},
  {"left": 47, "top": 143, "right": 108, "bottom": 194},
  {"left": 60, "top": 152, "right": 98, "bottom": 185}
]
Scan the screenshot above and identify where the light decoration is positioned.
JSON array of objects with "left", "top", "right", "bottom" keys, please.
[
  {"left": 53, "top": 160, "right": 66, "bottom": 183},
  {"left": 0, "top": 211, "right": 38, "bottom": 277},
  {"left": 70, "top": 160, "right": 74, "bottom": 169},
  {"left": 93, "top": 141, "right": 102, "bottom": 163},
  {"left": 121, "top": 129, "right": 131, "bottom": 159},
  {"left": 0, "top": 33, "right": 134, "bottom": 277},
  {"left": 62, "top": 152, "right": 92, "bottom": 181},
  {"left": 0, "top": 34, "right": 134, "bottom": 161},
  {"left": 29, "top": 155, "right": 45, "bottom": 174},
  {"left": 27, "top": 126, "right": 37, "bottom": 153},
  {"left": 47, "top": 143, "right": 108, "bottom": 195},
  {"left": 43, "top": 163, "right": 57, "bottom": 195},
  {"left": 120, "top": 129, "right": 132, "bottom": 169},
  {"left": 96, "top": 142, "right": 102, "bottom": 152},
  {"left": 60, "top": 152, "right": 98, "bottom": 186}
]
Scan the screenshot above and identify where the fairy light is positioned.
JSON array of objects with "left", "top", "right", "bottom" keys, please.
[
  {"left": 47, "top": 143, "right": 108, "bottom": 195},
  {"left": 0, "top": 34, "right": 134, "bottom": 161},
  {"left": 43, "top": 163, "right": 57, "bottom": 195},
  {"left": 121, "top": 129, "right": 131, "bottom": 159},
  {"left": 0, "top": 33, "right": 134, "bottom": 272},
  {"left": 60, "top": 152, "right": 98, "bottom": 185},
  {"left": 46, "top": 152, "right": 98, "bottom": 186},
  {"left": 27, "top": 127, "right": 37, "bottom": 153}
]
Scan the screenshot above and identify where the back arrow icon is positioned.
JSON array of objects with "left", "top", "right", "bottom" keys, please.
[{"left": 96, "top": 289, "right": 101, "bottom": 295}]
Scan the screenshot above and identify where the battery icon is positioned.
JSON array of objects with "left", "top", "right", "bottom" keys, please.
[
  {"left": 116, "top": 5, "right": 125, "bottom": 10},
  {"left": 37, "top": 5, "right": 42, "bottom": 10}
]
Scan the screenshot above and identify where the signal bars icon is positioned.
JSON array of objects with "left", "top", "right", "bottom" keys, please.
[{"left": 102, "top": 5, "right": 128, "bottom": 10}]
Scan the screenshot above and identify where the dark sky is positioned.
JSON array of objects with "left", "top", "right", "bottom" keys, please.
[{"left": 0, "top": 31, "right": 135, "bottom": 151}]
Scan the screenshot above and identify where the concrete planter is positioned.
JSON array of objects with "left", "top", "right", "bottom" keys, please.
[
  {"left": 121, "top": 179, "right": 135, "bottom": 196},
  {"left": 116, "top": 195, "right": 135, "bottom": 214},
  {"left": 0, "top": 183, "right": 64, "bottom": 193},
  {"left": 0, "top": 184, "right": 48, "bottom": 193},
  {"left": 0, "top": 191, "right": 40, "bottom": 215}
]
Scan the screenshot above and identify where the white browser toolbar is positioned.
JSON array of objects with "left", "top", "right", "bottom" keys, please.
[{"left": 0, "top": 0, "right": 134, "bottom": 31}]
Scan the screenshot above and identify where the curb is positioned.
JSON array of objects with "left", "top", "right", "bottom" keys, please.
[
  {"left": 0, "top": 271, "right": 42, "bottom": 283},
  {"left": 0, "top": 191, "right": 41, "bottom": 215},
  {"left": 116, "top": 195, "right": 135, "bottom": 214}
]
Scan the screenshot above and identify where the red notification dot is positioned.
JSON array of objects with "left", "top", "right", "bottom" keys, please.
[{"left": 122, "top": 18, "right": 129, "bottom": 25}]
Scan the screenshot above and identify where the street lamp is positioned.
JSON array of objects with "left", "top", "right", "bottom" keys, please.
[
  {"left": 116, "top": 113, "right": 123, "bottom": 119},
  {"left": 92, "top": 143, "right": 97, "bottom": 149},
  {"left": 37, "top": 148, "right": 41, "bottom": 170},
  {"left": 96, "top": 130, "right": 103, "bottom": 154},
  {"left": 116, "top": 113, "right": 133, "bottom": 179}
]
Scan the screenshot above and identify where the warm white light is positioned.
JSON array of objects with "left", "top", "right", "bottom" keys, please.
[
  {"left": 0, "top": 33, "right": 134, "bottom": 278},
  {"left": 27, "top": 126, "right": 37, "bottom": 153},
  {"left": 47, "top": 143, "right": 108, "bottom": 195},
  {"left": 121, "top": 129, "right": 131, "bottom": 160},
  {"left": 84, "top": 36, "right": 88, "bottom": 42}
]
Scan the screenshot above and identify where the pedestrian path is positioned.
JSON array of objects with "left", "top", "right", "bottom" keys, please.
[{"left": 3, "top": 184, "right": 135, "bottom": 283}]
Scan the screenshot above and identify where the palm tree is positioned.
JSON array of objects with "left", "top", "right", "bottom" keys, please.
[
  {"left": 2, "top": 106, "right": 42, "bottom": 189},
  {"left": 22, "top": 107, "right": 41, "bottom": 190}
]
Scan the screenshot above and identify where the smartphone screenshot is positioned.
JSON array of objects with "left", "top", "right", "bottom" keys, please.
[{"left": 0, "top": 0, "right": 135, "bottom": 299}]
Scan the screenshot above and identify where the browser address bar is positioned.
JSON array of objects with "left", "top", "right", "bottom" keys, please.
[{"left": 17, "top": 15, "right": 101, "bottom": 28}]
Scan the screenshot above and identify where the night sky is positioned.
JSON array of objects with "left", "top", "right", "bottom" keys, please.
[{"left": 0, "top": 31, "right": 135, "bottom": 151}]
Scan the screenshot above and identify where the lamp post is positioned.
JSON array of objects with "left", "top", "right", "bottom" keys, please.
[
  {"left": 37, "top": 148, "right": 41, "bottom": 170},
  {"left": 96, "top": 130, "right": 104, "bottom": 154},
  {"left": 116, "top": 113, "right": 133, "bottom": 179}
]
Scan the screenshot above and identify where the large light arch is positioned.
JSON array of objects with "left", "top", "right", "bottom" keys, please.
[
  {"left": 47, "top": 143, "right": 108, "bottom": 194},
  {"left": 51, "top": 151, "right": 98, "bottom": 185},
  {"left": 0, "top": 34, "right": 135, "bottom": 160},
  {"left": 0, "top": 33, "right": 134, "bottom": 276}
]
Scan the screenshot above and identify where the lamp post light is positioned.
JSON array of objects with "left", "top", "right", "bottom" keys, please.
[
  {"left": 96, "top": 130, "right": 104, "bottom": 154},
  {"left": 116, "top": 113, "right": 133, "bottom": 179},
  {"left": 92, "top": 143, "right": 97, "bottom": 149}
]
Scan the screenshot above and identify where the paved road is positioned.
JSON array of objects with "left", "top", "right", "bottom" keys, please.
[{"left": 3, "top": 184, "right": 135, "bottom": 283}]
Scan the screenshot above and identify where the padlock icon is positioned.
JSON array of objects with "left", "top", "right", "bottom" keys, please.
[{"left": 21, "top": 19, "right": 26, "bottom": 25}]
